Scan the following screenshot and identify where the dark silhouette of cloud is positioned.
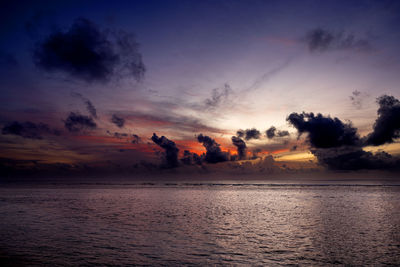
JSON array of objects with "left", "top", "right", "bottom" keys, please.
[
  {"left": 33, "top": 17, "right": 145, "bottom": 82},
  {"left": 151, "top": 133, "right": 179, "bottom": 168},
  {"left": 71, "top": 92, "right": 97, "bottom": 118},
  {"left": 132, "top": 134, "right": 140, "bottom": 144},
  {"left": 231, "top": 136, "right": 247, "bottom": 160},
  {"left": 111, "top": 114, "right": 125, "bottom": 128},
  {"left": 180, "top": 150, "right": 202, "bottom": 165},
  {"left": 2, "top": 121, "right": 60, "bottom": 139},
  {"left": 237, "top": 128, "right": 261, "bottom": 140},
  {"left": 197, "top": 134, "right": 228, "bottom": 163},
  {"left": 287, "top": 112, "right": 360, "bottom": 148},
  {"left": 287, "top": 109, "right": 399, "bottom": 170},
  {"left": 266, "top": 126, "right": 290, "bottom": 139},
  {"left": 313, "top": 148, "right": 398, "bottom": 170},
  {"left": 85, "top": 100, "right": 97, "bottom": 118},
  {"left": 349, "top": 90, "right": 367, "bottom": 109},
  {"left": 365, "top": 95, "right": 400, "bottom": 146},
  {"left": 64, "top": 112, "right": 97, "bottom": 132},
  {"left": 304, "top": 28, "right": 373, "bottom": 53}
]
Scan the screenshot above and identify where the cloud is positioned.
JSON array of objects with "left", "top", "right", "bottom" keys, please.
[
  {"left": 231, "top": 136, "right": 246, "bottom": 160},
  {"left": 71, "top": 92, "right": 97, "bottom": 118},
  {"left": 204, "top": 83, "right": 233, "bottom": 110},
  {"left": 266, "top": 126, "right": 290, "bottom": 139},
  {"left": 245, "top": 59, "right": 291, "bottom": 92},
  {"left": 151, "top": 133, "right": 179, "bottom": 168},
  {"left": 365, "top": 95, "right": 400, "bottom": 146},
  {"left": 132, "top": 134, "right": 140, "bottom": 144},
  {"left": 2, "top": 121, "right": 60, "bottom": 139},
  {"left": 33, "top": 17, "right": 145, "bottom": 82},
  {"left": 349, "top": 90, "right": 370, "bottom": 109},
  {"left": 120, "top": 110, "right": 227, "bottom": 136},
  {"left": 64, "top": 112, "right": 97, "bottom": 132},
  {"left": 113, "top": 132, "right": 128, "bottom": 138},
  {"left": 287, "top": 109, "right": 399, "bottom": 170},
  {"left": 181, "top": 150, "right": 202, "bottom": 165},
  {"left": 304, "top": 28, "right": 373, "bottom": 53},
  {"left": 237, "top": 128, "right": 261, "bottom": 140},
  {"left": 111, "top": 114, "right": 125, "bottom": 128},
  {"left": 313, "top": 147, "right": 398, "bottom": 170},
  {"left": 287, "top": 112, "right": 360, "bottom": 148},
  {"left": 197, "top": 134, "right": 228, "bottom": 163}
]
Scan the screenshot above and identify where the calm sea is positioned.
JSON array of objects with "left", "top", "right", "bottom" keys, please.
[{"left": 0, "top": 183, "right": 399, "bottom": 266}]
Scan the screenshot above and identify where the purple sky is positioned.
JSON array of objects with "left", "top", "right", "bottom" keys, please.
[{"left": 1, "top": 0, "right": 399, "bottom": 177}]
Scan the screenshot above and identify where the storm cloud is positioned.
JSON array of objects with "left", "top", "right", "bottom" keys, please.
[
  {"left": 151, "top": 133, "right": 179, "bottom": 168},
  {"left": 231, "top": 136, "right": 247, "bottom": 160},
  {"left": 266, "top": 126, "right": 290, "bottom": 139},
  {"left": 365, "top": 95, "right": 400, "bottom": 146},
  {"left": 304, "top": 28, "right": 372, "bottom": 53},
  {"left": 2, "top": 121, "right": 60, "bottom": 139},
  {"left": 64, "top": 112, "right": 97, "bottom": 132},
  {"left": 111, "top": 114, "right": 125, "bottom": 128},
  {"left": 33, "top": 17, "right": 145, "bottom": 82},
  {"left": 197, "top": 134, "right": 228, "bottom": 163}
]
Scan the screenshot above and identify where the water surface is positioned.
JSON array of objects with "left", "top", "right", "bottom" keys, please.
[{"left": 1, "top": 183, "right": 399, "bottom": 265}]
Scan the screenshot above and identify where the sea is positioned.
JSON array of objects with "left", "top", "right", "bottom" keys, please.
[{"left": 0, "top": 182, "right": 399, "bottom": 266}]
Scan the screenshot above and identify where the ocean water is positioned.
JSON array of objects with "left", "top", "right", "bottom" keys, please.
[{"left": 0, "top": 183, "right": 399, "bottom": 266}]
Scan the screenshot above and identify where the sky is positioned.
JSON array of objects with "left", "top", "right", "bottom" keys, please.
[{"left": 0, "top": 0, "right": 400, "bottom": 178}]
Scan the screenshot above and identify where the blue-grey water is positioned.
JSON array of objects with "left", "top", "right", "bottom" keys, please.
[{"left": 1, "top": 183, "right": 400, "bottom": 266}]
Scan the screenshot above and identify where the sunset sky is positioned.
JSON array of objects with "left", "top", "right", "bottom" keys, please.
[{"left": 1, "top": 0, "right": 399, "bottom": 176}]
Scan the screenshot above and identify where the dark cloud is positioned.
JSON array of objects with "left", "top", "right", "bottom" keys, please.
[
  {"left": 151, "top": 133, "right": 179, "bottom": 168},
  {"left": 132, "top": 134, "right": 140, "bottom": 144},
  {"left": 313, "top": 148, "right": 398, "bottom": 170},
  {"left": 64, "top": 112, "right": 97, "bottom": 132},
  {"left": 84, "top": 100, "right": 97, "bottom": 118},
  {"left": 287, "top": 110, "right": 399, "bottom": 170},
  {"left": 197, "top": 134, "right": 228, "bottom": 163},
  {"left": 266, "top": 126, "right": 290, "bottom": 139},
  {"left": 231, "top": 136, "right": 247, "bottom": 160},
  {"left": 287, "top": 112, "right": 360, "bottom": 148},
  {"left": 304, "top": 28, "right": 373, "bottom": 53},
  {"left": 111, "top": 114, "right": 125, "bottom": 128},
  {"left": 71, "top": 93, "right": 97, "bottom": 118},
  {"left": 112, "top": 30, "right": 146, "bottom": 81},
  {"left": 237, "top": 128, "right": 261, "bottom": 140},
  {"left": 33, "top": 17, "right": 145, "bottom": 82},
  {"left": 2, "top": 121, "right": 60, "bottom": 139},
  {"left": 365, "top": 95, "right": 400, "bottom": 146},
  {"left": 181, "top": 150, "right": 202, "bottom": 165},
  {"left": 245, "top": 128, "right": 261, "bottom": 140}
]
